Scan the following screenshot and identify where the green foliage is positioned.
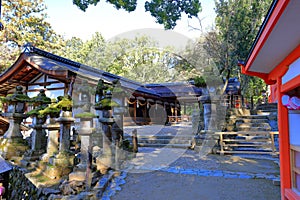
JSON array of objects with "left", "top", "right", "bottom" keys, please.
[
  {"left": 29, "top": 90, "right": 51, "bottom": 105},
  {"left": 53, "top": 96, "right": 73, "bottom": 111},
  {"left": 63, "top": 33, "right": 196, "bottom": 83},
  {"left": 0, "top": 0, "right": 65, "bottom": 72},
  {"left": 26, "top": 105, "right": 47, "bottom": 117},
  {"left": 3, "top": 93, "right": 30, "bottom": 102},
  {"left": 194, "top": 76, "right": 206, "bottom": 87},
  {"left": 59, "top": 37, "right": 85, "bottom": 63},
  {"left": 145, "top": 0, "right": 201, "bottom": 29},
  {"left": 94, "top": 98, "right": 119, "bottom": 109},
  {"left": 73, "top": 0, "right": 201, "bottom": 29},
  {"left": 74, "top": 112, "right": 97, "bottom": 118},
  {"left": 203, "top": 0, "right": 272, "bottom": 95},
  {"left": 38, "top": 106, "right": 61, "bottom": 117},
  {"left": 242, "top": 76, "right": 266, "bottom": 100}
]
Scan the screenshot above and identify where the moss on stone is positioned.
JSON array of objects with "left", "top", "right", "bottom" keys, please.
[
  {"left": 94, "top": 98, "right": 119, "bottom": 109},
  {"left": 53, "top": 96, "right": 73, "bottom": 111},
  {"left": 75, "top": 112, "right": 96, "bottom": 118},
  {"left": 3, "top": 93, "right": 30, "bottom": 102},
  {"left": 39, "top": 106, "right": 61, "bottom": 117}
]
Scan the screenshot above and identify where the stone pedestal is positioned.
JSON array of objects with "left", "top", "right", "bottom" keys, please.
[
  {"left": 41, "top": 119, "right": 60, "bottom": 162},
  {"left": 199, "top": 95, "right": 221, "bottom": 131},
  {"left": 69, "top": 118, "right": 93, "bottom": 182},
  {"left": 96, "top": 130, "right": 113, "bottom": 174},
  {"left": 48, "top": 113, "right": 75, "bottom": 178},
  {"left": 0, "top": 113, "right": 28, "bottom": 160},
  {"left": 95, "top": 109, "right": 114, "bottom": 174},
  {"left": 22, "top": 117, "right": 47, "bottom": 161},
  {"left": 192, "top": 109, "right": 201, "bottom": 135},
  {"left": 31, "top": 117, "right": 47, "bottom": 151},
  {"left": 50, "top": 153, "right": 75, "bottom": 178},
  {"left": 56, "top": 114, "right": 75, "bottom": 154},
  {"left": 3, "top": 113, "right": 25, "bottom": 139}
]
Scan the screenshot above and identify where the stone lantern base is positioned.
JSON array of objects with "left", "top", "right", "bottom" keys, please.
[
  {"left": 96, "top": 154, "right": 112, "bottom": 175},
  {"left": 44, "top": 153, "right": 75, "bottom": 179},
  {"left": 0, "top": 137, "right": 29, "bottom": 161}
]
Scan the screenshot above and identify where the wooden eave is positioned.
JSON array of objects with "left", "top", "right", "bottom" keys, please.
[{"left": 0, "top": 53, "right": 68, "bottom": 95}]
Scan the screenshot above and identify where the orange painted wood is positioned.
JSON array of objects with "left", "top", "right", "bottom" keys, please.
[
  {"left": 269, "top": 44, "right": 300, "bottom": 82},
  {"left": 278, "top": 77, "right": 293, "bottom": 199},
  {"left": 240, "top": 67, "right": 275, "bottom": 85}
]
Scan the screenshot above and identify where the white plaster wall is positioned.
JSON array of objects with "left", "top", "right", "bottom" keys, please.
[{"left": 282, "top": 57, "right": 300, "bottom": 84}]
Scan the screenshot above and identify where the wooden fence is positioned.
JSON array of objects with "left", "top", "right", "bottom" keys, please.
[{"left": 216, "top": 131, "right": 279, "bottom": 156}]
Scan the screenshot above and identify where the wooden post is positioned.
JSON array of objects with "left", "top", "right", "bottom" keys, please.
[
  {"left": 219, "top": 132, "right": 224, "bottom": 156},
  {"left": 270, "top": 132, "right": 276, "bottom": 156},
  {"left": 132, "top": 129, "right": 138, "bottom": 153},
  {"left": 134, "top": 101, "right": 137, "bottom": 123},
  {"left": 277, "top": 78, "right": 292, "bottom": 199}
]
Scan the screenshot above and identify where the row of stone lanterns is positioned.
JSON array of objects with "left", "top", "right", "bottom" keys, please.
[{"left": 0, "top": 79, "right": 127, "bottom": 182}]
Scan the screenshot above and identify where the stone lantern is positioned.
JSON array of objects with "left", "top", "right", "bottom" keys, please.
[
  {"left": 40, "top": 98, "right": 61, "bottom": 162},
  {"left": 197, "top": 94, "right": 225, "bottom": 155},
  {"left": 49, "top": 96, "right": 75, "bottom": 178},
  {"left": 198, "top": 94, "right": 222, "bottom": 131},
  {"left": 0, "top": 86, "right": 30, "bottom": 160},
  {"left": 69, "top": 80, "right": 96, "bottom": 184},
  {"left": 94, "top": 79, "right": 120, "bottom": 174},
  {"left": 111, "top": 80, "right": 126, "bottom": 147},
  {"left": 111, "top": 80, "right": 126, "bottom": 171},
  {"left": 24, "top": 89, "right": 51, "bottom": 160}
]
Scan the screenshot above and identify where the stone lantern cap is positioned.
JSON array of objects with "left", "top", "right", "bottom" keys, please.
[
  {"left": 29, "top": 89, "right": 51, "bottom": 105},
  {"left": 26, "top": 90, "right": 52, "bottom": 118},
  {"left": 3, "top": 86, "right": 29, "bottom": 103},
  {"left": 94, "top": 91, "right": 119, "bottom": 110}
]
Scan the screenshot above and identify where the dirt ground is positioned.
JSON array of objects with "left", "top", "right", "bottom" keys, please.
[
  {"left": 111, "top": 126, "right": 280, "bottom": 200},
  {"left": 111, "top": 148, "right": 280, "bottom": 200},
  {"left": 111, "top": 171, "right": 280, "bottom": 200}
]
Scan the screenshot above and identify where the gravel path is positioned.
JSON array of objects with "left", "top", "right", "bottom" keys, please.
[
  {"left": 108, "top": 126, "right": 281, "bottom": 200},
  {"left": 111, "top": 171, "right": 280, "bottom": 200},
  {"left": 106, "top": 147, "right": 280, "bottom": 200}
]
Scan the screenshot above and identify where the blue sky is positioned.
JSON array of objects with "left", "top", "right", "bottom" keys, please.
[{"left": 44, "top": 0, "right": 216, "bottom": 41}]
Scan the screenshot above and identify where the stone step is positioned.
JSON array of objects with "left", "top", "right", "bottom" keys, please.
[
  {"left": 124, "top": 134, "right": 194, "bottom": 148},
  {"left": 236, "top": 123, "right": 271, "bottom": 132},
  {"left": 235, "top": 118, "right": 269, "bottom": 123},
  {"left": 256, "top": 110, "right": 277, "bottom": 115},
  {"left": 255, "top": 103, "right": 278, "bottom": 110},
  {"left": 221, "top": 131, "right": 277, "bottom": 135},
  {"left": 138, "top": 143, "right": 191, "bottom": 149},
  {"left": 124, "top": 135, "right": 194, "bottom": 140},
  {"left": 238, "top": 115, "right": 269, "bottom": 119},
  {"left": 236, "top": 122, "right": 271, "bottom": 128},
  {"left": 133, "top": 138, "right": 192, "bottom": 145},
  {"left": 237, "top": 126, "right": 271, "bottom": 131}
]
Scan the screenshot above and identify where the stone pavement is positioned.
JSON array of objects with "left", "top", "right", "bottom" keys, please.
[{"left": 102, "top": 147, "right": 280, "bottom": 200}]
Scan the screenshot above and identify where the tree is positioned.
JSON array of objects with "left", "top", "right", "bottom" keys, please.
[
  {"left": 0, "top": 0, "right": 64, "bottom": 72},
  {"left": 60, "top": 37, "right": 85, "bottom": 63},
  {"left": 202, "top": 0, "right": 272, "bottom": 96},
  {"left": 63, "top": 33, "right": 197, "bottom": 83},
  {"left": 72, "top": 0, "right": 202, "bottom": 29}
]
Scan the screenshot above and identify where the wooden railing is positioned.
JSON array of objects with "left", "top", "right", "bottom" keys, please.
[
  {"left": 168, "top": 115, "right": 191, "bottom": 123},
  {"left": 216, "top": 131, "right": 279, "bottom": 156}
]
